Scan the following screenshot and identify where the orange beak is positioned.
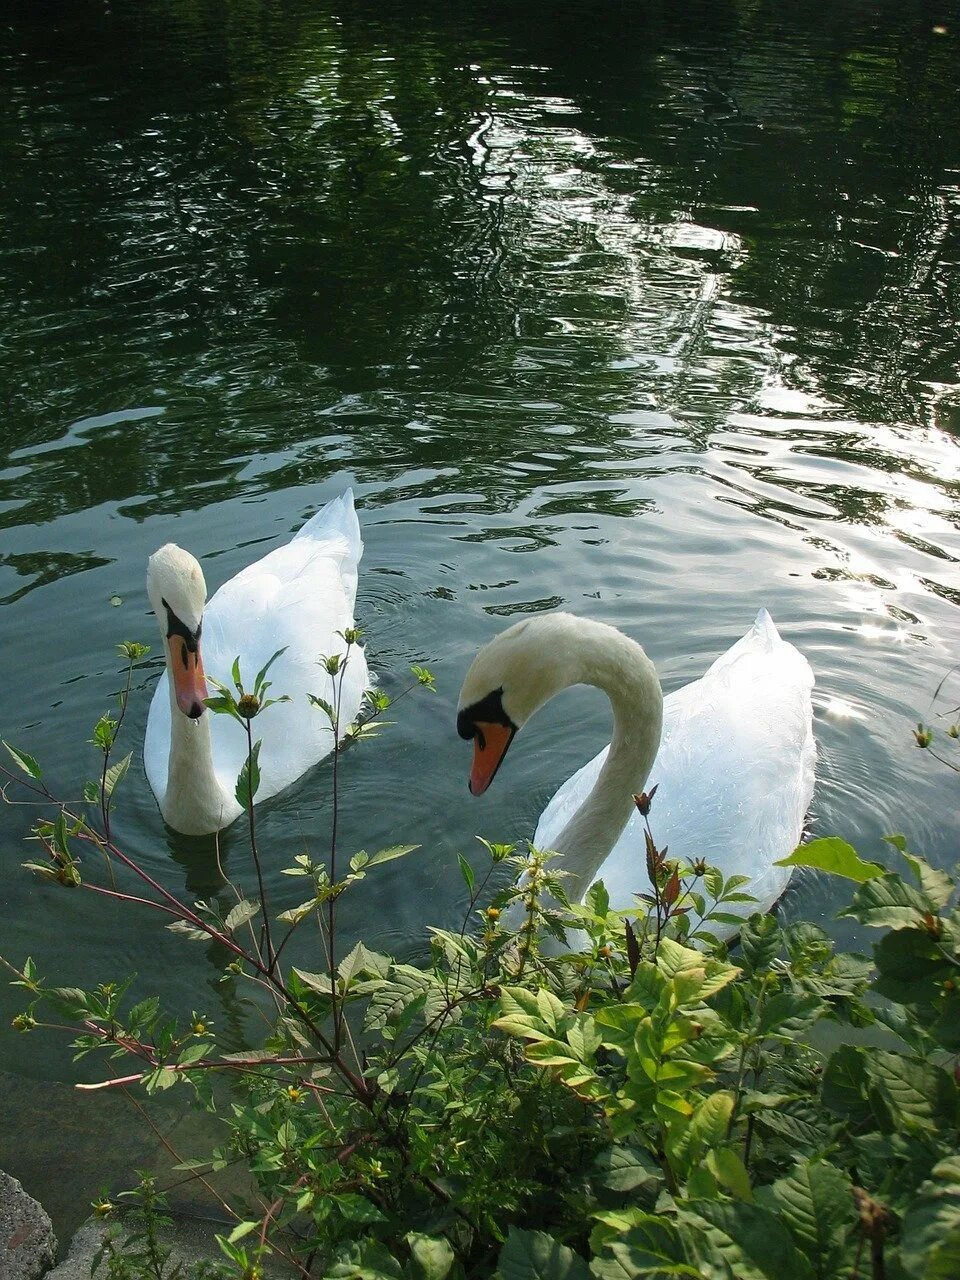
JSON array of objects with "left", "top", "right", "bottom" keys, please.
[
  {"left": 469, "top": 721, "right": 516, "bottom": 796},
  {"left": 168, "top": 637, "right": 208, "bottom": 719}
]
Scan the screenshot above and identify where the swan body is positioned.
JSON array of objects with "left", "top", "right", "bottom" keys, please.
[
  {"left": 145, "top": 491, "right": 367, "bottom": 835},
  {"left": 457, "top": 610, "right": 815, "bottom": 931}
]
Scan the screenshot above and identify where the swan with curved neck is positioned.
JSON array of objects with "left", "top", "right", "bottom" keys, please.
[
  {"left": 457, "top": 609, "right": 816, "bottom": 926},
  {"left": 143, "top": 491, "right": 367, "bottom": 836},
  {"left": 146, "top": 544, "right": 225, "bottom": 835},
  {"left": 457, "top": 613, "right": 663, "bottom": 902}
]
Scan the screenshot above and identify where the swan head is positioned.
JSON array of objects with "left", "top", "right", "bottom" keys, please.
[
  {"left": 146, "top": 544, "right": 209, "bottom": 720},
  {"left": 457, "top": 613, "right": 601, "bottom": 796}
]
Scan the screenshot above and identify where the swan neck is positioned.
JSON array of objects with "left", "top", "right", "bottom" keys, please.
[
  {"left": 549, "top": 624, "right": 663, "bottom": 900},
  {"left": 161, "top": 660, "right": 226, "bottom": 835}
]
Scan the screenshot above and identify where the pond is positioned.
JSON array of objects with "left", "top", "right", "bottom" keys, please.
[{"left": 0, "top": 0, "right": 958, "bottom": 1227}]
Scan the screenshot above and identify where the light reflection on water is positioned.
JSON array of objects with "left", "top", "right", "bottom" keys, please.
[{"left": 0, "top": 0, "right": 958, "bottom": 1219}]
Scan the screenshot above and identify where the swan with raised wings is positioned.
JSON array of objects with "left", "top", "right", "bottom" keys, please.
[
  {"left": 145, "top": 491, "right": 367, "bottom": 836},
  {"left": 457, "top": 610, "right": 815, "bottom": 927}
]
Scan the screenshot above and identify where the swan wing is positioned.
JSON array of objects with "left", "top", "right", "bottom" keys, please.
[
  {"left": 144, "top": 491, "right": 367, "bottom": 812},
  {"left": 534, "top": 610, "right": 815, "bottom": 928}
]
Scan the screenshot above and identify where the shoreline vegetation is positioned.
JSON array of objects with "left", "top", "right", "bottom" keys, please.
[{"left": 2, "top": 640, "right": 959, "bottom": 1280}]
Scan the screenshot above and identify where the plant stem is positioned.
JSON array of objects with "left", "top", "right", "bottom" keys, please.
[{"left": 244, "top": 718, "right": 274, "bottom": 969}]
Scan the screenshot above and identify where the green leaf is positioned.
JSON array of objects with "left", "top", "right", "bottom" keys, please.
[
  {"left": 339, "top": 941, "right": 390, "bottom": 986},
  {"left": 277, "top": 900, "right": 317, "bottom": 926},
  {"left": 683, "top": 1199, "right": 815, "bottom": 1280},
  {"left": 166, "top": 920, "right": 211, "bottom": 942},
  {"left": 820, "top": 1045, "right": 873, "bottom": 1126},
  {"left": 739, "top": 915, "right": 781, "bottom": 974},
  {"left": 840, "top": 873, "right": 934, "bottom": 930},
  {"left": 592, "top": 1145, "right": 661, "bottom": 1194},
  {"left": 763, "top": 1159, "right": 854, "bottom": 1279},
  {"left": 900, "top": 851, "right": 954, "bottom": 910},
  {"left": 234, "top": 740, "right": 262, "bottom": 809},
  {"left": 292, "top": 968, "right": 334, "bottom": 996},
  {"left": 366, "top": 844, "right": 419, "bottom": 868},
  {"left": 873, "top": 926, "right": 952, "bottom": 1004},
  {"left": 755, "top": 992, "right": 822, "bottom": 1038},
  {"left": 704, "top": 1148, "right": 753, "bottom": 1201},
  {"left": 590, "top": 1219, "right": 703, "bottom": 1279},
  {"left": 253, "top": 647, "right": 288, "bottom": 695},
  {"left": 866, "top": 1051, "right": 957, "bottom": 1135},
  {"left": 498, "top": 1229, "right": 589, "bottom": 1280},
  {"left": 776, "top": 837, "right": 884, "bottom": 882},
  {"left": 177, "top": 1041, "right": 213, "bottom": 1066},
  {"left": 226, "top": 1220, "right": 258, "bottom": 1245},
  {"left": 224, "top": 900, "right": 259, "bottom": 932},
  {"left": 404, "top": 1234, "right": 455, "bottom": 1280},
  {"left": 458, "top": 853, "right": 475, "bottom": 894},
  {"left": 324, "top": 1240, "right": 404, "bottom": 1280},
  {"left": 2, "top": 740, "right": 42, "bottom": 780},
  {"left": 103, "top": 752, "right": 132, "bottom": 797},
  {"left": 309, "top": 695, "right": 335, "bottom": 723},
  {"left": 900, "top": 1156, "right": 960, "bottom": 1280}
]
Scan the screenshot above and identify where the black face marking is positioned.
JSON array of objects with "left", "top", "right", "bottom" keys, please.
[
  {"left": 162, "top": 599, "right": 202, "bottom": 654},
  {"left": 457, "top": 687, "right": 515, "bottom": 740}
]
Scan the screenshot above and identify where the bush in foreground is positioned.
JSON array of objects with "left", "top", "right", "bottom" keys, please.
[{"left": 2, "top": 639, "right": 958, "bottom": 1280}]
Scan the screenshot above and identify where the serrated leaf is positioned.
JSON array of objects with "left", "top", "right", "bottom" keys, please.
[
  {"left": 339, "top": 941, "right": 390, "bottom": 987},
  {"left": 900, "top": 1156, "right": 960, "bottom": 1280},
  {"left": 840, "top": 873, "right": 934, "bottom": 930},
  {"left": 776, "top": 837, "right": 884, "bottom": 882},
  {"left": 866, "top": 1051, "right": 957, "bottom": 1134},
  {"left": 756, "top": 992, "right": 822, "bottom": 1038},
  {"left": 3, "top": 740, "right": 42, "bottom": 779},
  {"left": 900, "top": 851, "right": 954, "bottom": 910},
  {"left": 103, "top": 752, "right": 132, "bottom": 797},
  {"left": 224, "top": 899, "right": 259, "bottom": 932},
  {"left": 293, "top": 968, "right": 334, "bottom": 995},
  {"left": 739, "top": 915, "right": 781, "bottom": 974},
  {"left": 763, "top": 1159, "right": 854, "bottom": 1279},
  {"left": 684, "top": 1199, "right": 814, "bottom": 1280},
  {"left": 366, "top": 844, "right": 419, "bottom": 867},
  {"left": 178, "top": 1041, "right": 213, "bottom": 1066},
  {"left": 592, "top": 1145, "right": 661, "bottom": 1194},
  {"left": 498, "top": 1229, "right": 589, "bottom": 1280},
  {"left": 166, "top": 920, "right": 211, "bottom": 942},
  {"left": 277, "top": 900, "right": 317, "bottom": 925}
]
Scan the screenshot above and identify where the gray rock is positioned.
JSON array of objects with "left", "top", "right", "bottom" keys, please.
[
  {"left": 0, "top": 1169, "right": 57, "bottom": 1280},
  {"left": 46, "top": 1217, "right": 219, "bottom": 1280},
  {"left": 48, "top": 1214, "right": 290, "bottom": 1280}
]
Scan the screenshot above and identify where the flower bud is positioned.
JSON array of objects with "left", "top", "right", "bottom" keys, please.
[
  {"left": 325, "top": 653, "right": 342, "bottom": 676},
  {"left": 237, "top": 693, "right": 261, "bottom": 719},
  {"left": 913, "top": 723, "right": 933, "bottom": 748},
  {"left": 486, "top": 907, "right": 500, "bottom": 921},
  {"left": 633, "top": 783, "right": 658, "bottom": 816}
]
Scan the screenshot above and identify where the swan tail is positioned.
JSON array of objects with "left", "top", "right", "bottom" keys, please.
[{"left": 295, "top": 489, "right": 364, "bottom": 604}]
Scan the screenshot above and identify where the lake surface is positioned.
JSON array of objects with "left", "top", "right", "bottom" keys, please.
[{"left": 1, "top": 0, "right": 958, "bottom": 1216}]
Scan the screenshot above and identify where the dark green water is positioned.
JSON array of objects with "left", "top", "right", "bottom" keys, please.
[{"left": 1, "top": 0, "right": 959, "bottom": 1221}]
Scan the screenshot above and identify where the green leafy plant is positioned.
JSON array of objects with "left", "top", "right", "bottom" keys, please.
[{"left": 2, "top": 639, "right": 959, "bottom": 1279}]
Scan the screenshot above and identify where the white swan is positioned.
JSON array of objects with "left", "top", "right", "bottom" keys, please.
[
  {"left": 144, "top": 491, "right": 368, "bottom": 835},
  {"left": 457, "top": 610, "right": 815, "bottom": 929}
]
